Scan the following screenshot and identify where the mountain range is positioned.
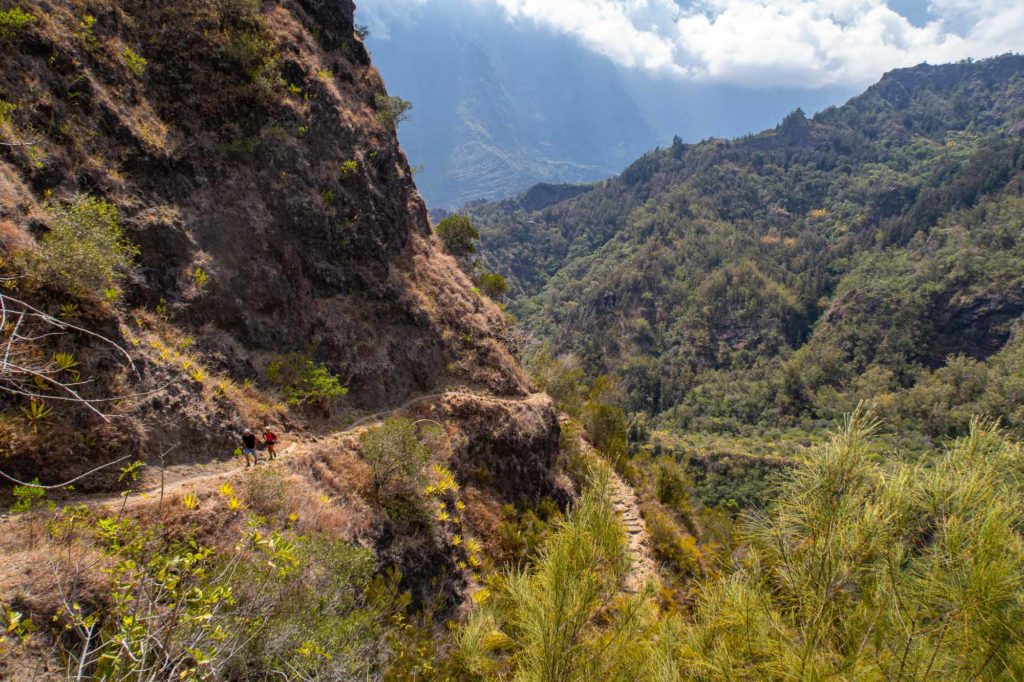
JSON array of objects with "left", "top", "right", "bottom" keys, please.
[
  {"left": 361, "top": 0, "right": 856, "bottom": 209},
  {"left": 3, "top": 0, "right": 1024, "bottom": 677},
  {"left": 472, "top": 53, "right": 1024, "bottom": 452}
]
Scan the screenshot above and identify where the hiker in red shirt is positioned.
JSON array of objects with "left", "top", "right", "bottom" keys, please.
[{"left": 263, "top": 426, "right": 278, "bottom": 461}]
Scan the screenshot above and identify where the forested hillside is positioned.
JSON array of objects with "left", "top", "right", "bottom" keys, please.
[
  {"left": 2, "top": 1, "right": 1024, "bottom": 678},
  {"left": 474, "top": 54, "right": 1024, "bottom": 452}
]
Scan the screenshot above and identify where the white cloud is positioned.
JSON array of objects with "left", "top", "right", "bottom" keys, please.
[
  {"left": 358, "top": 0, "right": 1024, "bottom": 87},
  {"left": 358, "top": 0, "right": 429, "bottom": 40},
  {"left": 485, "top": 0, "right": 1024, "bottom": 87}
]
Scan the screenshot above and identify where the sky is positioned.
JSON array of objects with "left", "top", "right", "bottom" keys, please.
[{"left": 360, "top": 0, "right": 1024, "bottom": 90}]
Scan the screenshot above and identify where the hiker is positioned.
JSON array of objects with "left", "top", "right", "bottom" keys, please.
[
  {"left": 263, "top": 426, "right": 278, "bottom": 460},
  {"left": 241, "top": 428, "right": 258, "bottom": 467}
]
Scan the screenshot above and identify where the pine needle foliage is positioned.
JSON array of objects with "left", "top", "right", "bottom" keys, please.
[
  {"left": 457, "top": 466, "right": 667, "bottom": 681},
  {"left": 673, "top": 410, "right": 1024, "bottom": 680}
]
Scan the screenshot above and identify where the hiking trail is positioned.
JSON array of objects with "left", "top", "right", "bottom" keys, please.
[
  {"left": 565, "top": 417, "right": 657, "bottom": 594},
  {"left": 1, "top": 388, "right": 483, "bottom": 515}
]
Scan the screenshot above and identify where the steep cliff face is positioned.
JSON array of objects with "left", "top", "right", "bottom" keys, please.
[{"left": 0, "top": 0, "right": 555, "bottom": 485}]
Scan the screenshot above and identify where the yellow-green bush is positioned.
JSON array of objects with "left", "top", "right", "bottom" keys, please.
[
  {"left": 457, "top": 469, "right": 665, "bottom": 680},
  {"left": 359, "top": 419, "right": 435, "bottom": 526},
  {"left": 266, "top": 353, "right": 348, "bottom": 413},
  {"left": 644, "top": 505, "right": 701, "bottom": 579},
  {"left": 0, "top": 7, "right": 35, "bottom": 43},
  {"left": 38, "top": 195, "right": 137, "bottom": 298},
  {"left": 672, "top": 414, "right": 1024, "bottom": 679}
]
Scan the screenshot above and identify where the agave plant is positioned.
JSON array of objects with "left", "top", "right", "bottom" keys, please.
[
  {"left": 51, "top": 351, "right": 80, "bottom": 380},
  {"left": 20, "top": 399, "right": 53, "bottom": 432}
]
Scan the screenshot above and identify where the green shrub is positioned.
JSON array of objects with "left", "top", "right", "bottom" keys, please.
[
  {"left": 122, "top": 47, "right": 148, "bottom": 76},
  {"left": 266, "top": 354, "right": 348, "bottom": 413},
  {"left": 191, "top": 266, "right": 209, "bottom": 289},
  {"left": 435, "top": 214, "right": 479, "bottom": 259},
  {"left": 476, "top": 271, "right": 509, "bottom": 299},
  {"left": 223, "top": 11, "right": 280, "bottom": 100},
  {"left": 39, "top": 195, "right": 138, "bottom": 298},
  {"left": 374, "top": 93, "right": 412, "bottom": 128},
  {"left": 654, "top": 457, "right": 692, "bottom": 513},
  {"left": 673, "top": 414, "right": 1024, "bottom": 678},
  {"left": 230, "top": 536, "right": 403, "bottom": 680},
  {"left": 244, "top": 468, "right": 286, "bottom": 516},
  {"left": 0, "top": 7, "right": 35, "bottom": 42},
  {"left": 9, "top": 479, "right": 44, "bottom": 513},
  {"left": 530, "top": 347, "right": 586, "bottom": 417},
  {"left": 644, "top": 505, "right": 701, "bottom": 578},
  {"left": 582, "top": 377, "right": 628, "bottom": 460},
  {"left": 496, "top": 498, "right": 562, "bottom": 565},
  {"left": 359, "top": 417, "right": 430, "bottom": 494},
  {"left": 50, "top": 509, "right": 301, "bottom": 679},
  {"left": 456, "top": 469, "right": 660, "bottom": 679},
  {"left": 0, "top": 99, "right": 15, "bottom": 127}
]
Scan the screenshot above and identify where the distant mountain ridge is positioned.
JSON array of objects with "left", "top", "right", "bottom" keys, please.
[
  {"left": 472, "top": 54, "right": 1024, "bottom": 448},
  {"left": 361, "top": 1, "right": 859, "bottom": 210},
  {"left": 365, "top": 4, "right": 657, "bottom": 209}
]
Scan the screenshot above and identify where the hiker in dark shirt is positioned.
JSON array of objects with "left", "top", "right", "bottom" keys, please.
[{"left": 242, "top": 428, "right": 258, "bottom": 467}]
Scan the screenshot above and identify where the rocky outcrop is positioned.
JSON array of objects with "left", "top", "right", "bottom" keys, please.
[{"left": 437, "top": 391, "right": 560, "bottom": 501}]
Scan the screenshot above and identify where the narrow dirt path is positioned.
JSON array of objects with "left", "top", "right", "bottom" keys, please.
[
  {"left": 3, "top": 386, "right": 513, "bottom": 515},
  {"left": 0, "top": 391, "right": 448, "bottom": 521},
  {"left": 608, "top": 468, "right": 658, "bottom": 594},
  {"left": 565, "top": 418, "right": 657, "bottom": 594}
]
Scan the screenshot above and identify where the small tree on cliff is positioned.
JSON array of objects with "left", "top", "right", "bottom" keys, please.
[
  {"left": 477, "top": 271, "right": 508, "bottom": 300},
  {"left": 375, "top": 93, "right": 412, "bottom": 128},
  {"left": 435, "top": 214, "right": 479, "bottom": 260}
]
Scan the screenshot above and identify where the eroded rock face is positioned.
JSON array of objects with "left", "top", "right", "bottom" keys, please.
[
  {"left": 439, "top": 391, "right": 561, "bottom": 501},
  {"left": 0, "top": 0, "right": 556, "bottom": 484},
  {"left": 2, "top": 0, "right": 530, "bottom": 403}
]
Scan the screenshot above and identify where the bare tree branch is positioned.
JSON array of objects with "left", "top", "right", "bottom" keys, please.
[{"left": 0, "top": 454, "right": 134, "bottom": 489}]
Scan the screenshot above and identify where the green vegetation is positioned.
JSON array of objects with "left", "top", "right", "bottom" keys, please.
[
  {"left": 454, "top": 411, "right": 1024, "bottom": 680},
  {"left": 191, "top": 266, "right": 209, "bottom": 289},
  {"left": 0, "top": 99, "right": 15, "bottom": 127},
  {"left": 266, "top": 354, "right": 348, "bottom": 412},
  {"left": 359, "top": 418, "right": 438, "bottom": 530},
  {"left": 0, "top": 6, "right": 35, "bottom": 43},
  {"left": 671, "top": 415, "right": 1024, "bottom": 679},
  {"left": 457, "top": 467, "right": 657, "bottom": 680},
  {"left": 476, "top": 271, "right": 508, "bottom": 299},
  {"left": 359, "top": 417, "right": 431, "bottom": 494},
  {"left": 38, "top": 195, "right": 138, "bottom": 298},
  {"left": 9, "top": 479, "right": 44, "bottom": 514},
  {"left": 473, "top": 55, "right": 1024, "bottom": 454},
  {"left": 435, "top": 213, "right": 480, "bottom": 259},
  {"left": 42, "top": 488, "right": 410, "bottom": 679},
  {"left": 122, "top": 46, "right": 148, "bottom": 76},
  {"left": 20, "top": 399, "right": 53, "bottom": 432},
  {"left": 374, "top": 93, "right": 412, "bottom": 128}
]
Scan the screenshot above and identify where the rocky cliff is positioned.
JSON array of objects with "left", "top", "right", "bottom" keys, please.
[{"left": 0, "top": 0, "right": 557, "bottom": 491}]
